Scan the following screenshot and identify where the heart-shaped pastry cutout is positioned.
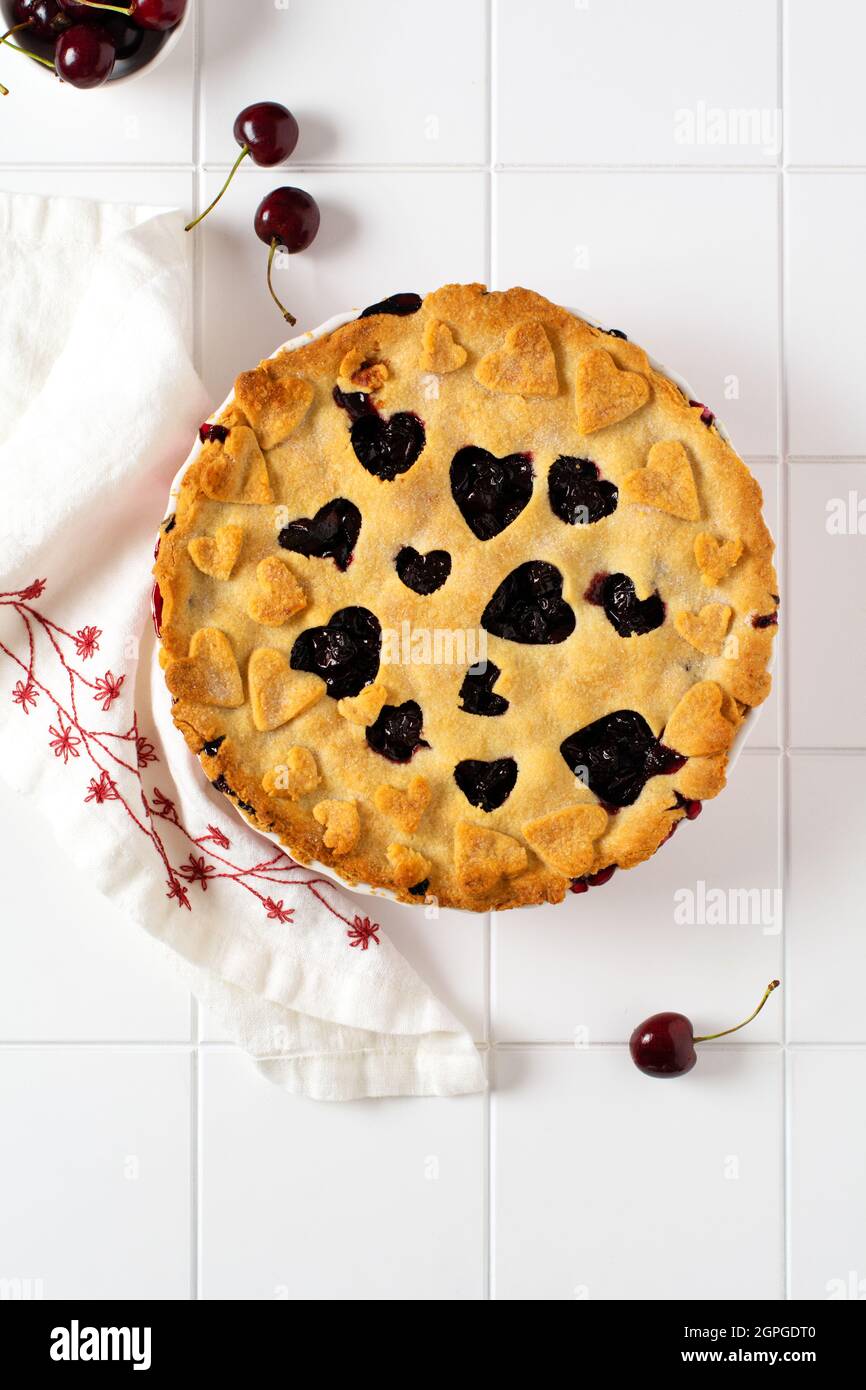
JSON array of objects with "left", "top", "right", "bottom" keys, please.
[
  {"left": 366, "top": 701, "right": 429, "bottom": 763},
  {"left": 248, "top": 648, "right": 323, "bottom": 731},
  {"left": 278, "top": 498, "right": 361, "bottom": 573},
  {"left": 674, "top": 603, "right": 732, "bottom": 656},
  {"left": 454, "top": 821, "right": 528, "bottom": 897},
  {"left": 522, "top": 803, "right": 609, "bottom": 878},
  {"left": 548, "top": 456, "right": 618, "bottom": 526},
  {"left": 188, "top": 524, "right": 244, "bottom": 580},
  {"left": 560, "top": 709, "right": 685, "bottom": 808},
  {"left": 374, "top": 775, "right": 431, "bottom": 834},
  {"left": 575, "top": 347, "right": 650, "bottom": 434},
  {"left": 395, "top": 546, "right": 452, "bottom": 595},
  {"left": 234, "top": 367, "right": 314, "bottom": 450},
  {"left": 387, "top": 843, "right": 432, "bottom": 889},
  {"left": 586, "top": 571, "right": 665, "bottom": 638},
  {"left": 419, "top": 318, "right": 467, "bottom": 374},
  {"left": 291, "top": 606, "right": 381, "bottom": 699},
  {"left": 663, "top": 681, "right": 736, "bottom": 757},
  {"left": 338, "top": 682, "right": 389, "bottom": 726},
  {"left": 622, "top": 440, "right": 700, "bottom": 521},
  {"left": 458, "top": 661, "right": 509, "bottom": 717},
  {"left": 313, "top": 799, "right": 360, "bottom": 855},
  {"left": 247, "top": 556, "right": 307, "bottom": 627},
  {"left": 454, "top": 757, "right": 518, "bottom": 812},
  {"left": 450, "top": 446, "right": 534, "bottom": 541},
  {"left": 349, "top": 408, "right": 426, "bottom": 481},
  {"left": 694, "top": 532, "right": 743, "bottom": 585},
  {"left": 199, "top": 426, "right": 273, "bottom": 505},
  {"left": 165, "top": 628, "right": 243, "bottom": 708},
  {"left": 261, "top": 746, "right": 320, "bottom": 799},
  {"left": 482, "top": 561, "right": 575, "bottom": 645},
  {"left": 475, "top": 319, "right": 558, "bottom": 397}
]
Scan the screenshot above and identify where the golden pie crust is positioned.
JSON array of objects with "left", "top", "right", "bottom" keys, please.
[{"left": 154, "top": 284, "right": 778, "bottom": 912}]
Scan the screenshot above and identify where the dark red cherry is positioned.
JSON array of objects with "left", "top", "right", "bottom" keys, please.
[
  {"left": 12, "top": 0, "right": 68, "bottom": 40},
  {"left": 60, "top": 0, "right": 186, "bottom": 30},
  {"left": 55, "top": 24, "right": 115, "bottom": 87},
  {"left": 630, "top": 981, "right": 780, "bottom": 1079},
  {"left": 253, "top": 186, "right": 320, "bottom": 326},
  {"left": 199, "top": 422, "right": 229, "bottom": 444},
  {"left": 96, "top": 12, "right": 143, "bottom": 58},
  {"left": 186, "top": 103, "right": 299, "bottom": 234}
]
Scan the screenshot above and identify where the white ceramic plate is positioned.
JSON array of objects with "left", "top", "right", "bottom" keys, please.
[{"left": 156, "top": 299, "right": 772, "bottom": 912}]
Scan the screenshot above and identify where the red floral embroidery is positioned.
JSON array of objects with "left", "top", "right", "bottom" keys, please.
[
  {"left": 93, "top": 670, "right": 124, "bottom": 711},
  {"left": 85, "top": 770, "right": 117, "bottom": 804},
  {"left": 0, "top": 578, "right": 381, "bottom": 949},
  {"left": 12, "top": 678, "right": 38, "bottom": 714},
  {"left": 178, "top": 853, "right": 217, "bottom": 891},
  {"left": 347, "top": 916, "right": 380, "bottom": 950},
  {"left": 49, "top": 721, "right": 81, "bottom": 763},
  {"left": 74, "top": 625, "right": 101, "bottom": 660}
]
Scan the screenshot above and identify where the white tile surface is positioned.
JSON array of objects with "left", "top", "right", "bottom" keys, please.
[
  {"left": 788, "top": 756, "right": 866, "bottom": 1043},
  {"left": 201, "top": 0, "right": 488, "bottom": 166},
  {"left": 200, "top": 1049, "right": 485, "bottom": 1300},
  {"left": 0, "top": 13, "right": 195, "bottom": 166},
  {"left": 0, "top": 1048, "right": 191, "bottom": 1299},
  {"left": 497, "top": 0, "right": 779, "bottom": 167},
  {"left": 200, "top": 168, "right": 487, "bottom": 407},
  {"left": 785, "top": 0, "right": 866, "bottom": 167},
  {"left": 789, "top": 1049, "right": 866, "bottom": 1300},
  {"left": 495, "top": 171, "right": 779, "bottom": 456},
  {"left": 788, "top": 463, "right": 866, "bottom": 748},
  {"left": 0, "top": 784, "right": 191, "bottom": 1041},
  {"left": 493, "top": 754, "right": 782, "bottom": 1043},
  {"left": 492, "top": 1047, "right": 784, "bottom": 1301},
  {"left": 786, "top": 175, "right": 866, "bottom": 456}
]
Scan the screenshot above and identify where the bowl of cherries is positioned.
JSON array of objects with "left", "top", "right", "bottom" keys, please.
[{"left": 0, "top": 0, "right": 188, "bottom": 91}]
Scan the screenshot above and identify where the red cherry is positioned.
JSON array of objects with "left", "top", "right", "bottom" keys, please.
[
  {"left": 630, "top": 980, "right": 780, "bottom": 1079},
  {"left": 253, "top": 187, "right": 320, "bottom": 326},
  {"left": 54, "top": 23, "right": 115, "bottom": 87},
  {"left": 185, "top": 102, "right": 299, "bottom": 233},
  {"left": 12, "top": 0, "right": 68, "bottom": 40},
  {"left": 59, "top": 0, "right": 185, "bottom": 30}
]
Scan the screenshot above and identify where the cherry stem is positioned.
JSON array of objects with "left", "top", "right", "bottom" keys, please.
[
  {"left": 1, "top": 34, "right": 54, "bottom": 70},
  {"left": 69, "top": 2, "right": 134, "bottom": 13},
  {"left": 184, "top": 145, "right": 250, "bottom": 232},
  {"left": 0, "top": 19, "right": 32, "bottom": 85},
  {"left": 266, "top": 238, "right": 296, "bottom": 326},
  {"left": 694, "top": 979, "right": 780, "bottom": 1044}
]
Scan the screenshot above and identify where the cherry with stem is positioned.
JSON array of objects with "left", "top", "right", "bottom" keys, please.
[
  {"left": 629, "top": 979, "right": 781, "bottom": 1078},
  {"left": 58, "top": 0, "right": 186, "bottom": 30},
  {"left": 254, "top": 186, "right": 320, "bottom": 327},
  {"left": 184, "top": 102, "right": 299, "bottom": 233}
]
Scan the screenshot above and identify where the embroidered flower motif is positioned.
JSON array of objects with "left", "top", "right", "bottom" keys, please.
[
  {"left": 166, "top": 878, "right": 191, "bottom": 910},
  {"left": 93, "top": 670, "right": 124, "bottom": 711},
  {"left": 75, "top": 626, "right": 102, "bottom": 660},
  {"left": 347, "top": 915, "right": 380, "bottom": 950},
  {"left": 178, "top": 854, "right": 217, "bottom": 891},
  {"left": 199, "top": 823, "right": 230, "bottom": 849},
  {"left": 264, "top": 897, "right": 294, "bottom": 923},
  {"left": 135, "top": 735, "right": 158, "bottom": 768},
  {"left": 48, "top": 721, "right": 81, "bottom": 763},
  {"left": 19, "top": 579, "right": 46, "bottom": 600},
  {"left": 12, "top": 679, "right": 38, "bottom": 714},
  {"left": 151, "top": 787, "right": 178, "bottom": 820},
  {"left": 85, "top": 770, "right": 117, "bottom": 804}
]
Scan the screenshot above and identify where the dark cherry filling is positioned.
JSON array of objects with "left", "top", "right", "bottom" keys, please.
[
  {"left": 548, "top": 456, "right": 618, "bottom": 526},
  {"left": 278, "top": 498, "right": 361, "bottom": 572},
  {"left": 366, "top": 700, "right": 429, "bottom": 763},
  {"left": 603, "top": 328, "right": 628, "bottom": 340},
  {"left": 395, "top": 546, "right": 452, "bottom": 595},
  {"left": 560, "top": 709, "right": 686, "bottom": 808},
  {"left": 482, "top": 561, "right": 575, "bottom": 645},
  {"left": 450, "top": 446, "right": 533, "bottom": 540},
  {"left": 454, "top": 757, "right": 518, "bottom": 812},
  {"left": 335, "top": 385, "right": 425, "bottom": 481},
  {"left": 332, "top": 385, "right": 376, "bottom": 423},
  {"left": 199, "top": 422, "right": 229, "bottom": 444},
  {"left": 571, "top": 865, "right": 617, "bottom": 894},
  {"left": 585, "top": 571, "right": 665, "bottom": 637},
  {"left": 459, "top": 662, "right": 509, "bottom": 717},
  {"left": 673, "top": 791, "right": 703, "bottom": 820},
  {"left": 688, "top": 399, "right": 715, "bottom": 427},
  {"left": 201, "top": 735, "right": 226, "bottom": 757},
  {"left": 360, "top": 292, "right": 422, "bottom": 319},
  {"left": 752, "top": 611, "right": 778, "bottom": 629},
  {"left": 408, "top": 879, "right": 430, "bottom": 897},
  {"left": 151, "top": 581, "right": 163, "bottom": 637},
  {"left": 212, "top": 774, "right": 231, "bottom": 794},
  {"left": 290, "top": 606, "right": 381, "bottom": 699},
  {"left": 163, "top": 513, "right": 176, "bottom": 535}
]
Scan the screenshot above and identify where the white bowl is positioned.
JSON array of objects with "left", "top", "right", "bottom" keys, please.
[
  {"left": 0, "top": 0, "right": 190, "bottom": 87},
  {"left": 157, "top": 299, "right": 773, "bottom": 913}
]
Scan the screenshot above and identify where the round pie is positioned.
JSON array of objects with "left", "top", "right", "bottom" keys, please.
[{"left": 154, "top": 284, "right": 778, "bottom": 912}]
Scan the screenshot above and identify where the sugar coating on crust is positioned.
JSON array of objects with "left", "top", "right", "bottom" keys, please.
[{"left": 155, "top": 283, "right": 778, "bottom": 911}]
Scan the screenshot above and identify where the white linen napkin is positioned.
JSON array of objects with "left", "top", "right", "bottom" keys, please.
[{"left": 0, "top": 191, "right": 485, "bottom": 1101}]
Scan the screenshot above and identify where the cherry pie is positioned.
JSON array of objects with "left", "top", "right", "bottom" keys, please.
[{"left": 154, "top": 285, "right": 778, "bottom": 911}]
